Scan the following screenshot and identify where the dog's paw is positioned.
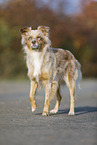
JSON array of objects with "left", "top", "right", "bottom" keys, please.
[
  {"left": 32, "top": 108, "right": 36, "bottom": 112},
  {"left": 31, "top": 103, "right": 37, "bottom": 113},
  {"left": 68, "top": 111, "right": 75, "bottom": 116},
  {"left": 50, "top": 109, "right": 58, "bottom": 114},
  {"left": 42, "top": 112, "right": 49, "bottom": 116}
]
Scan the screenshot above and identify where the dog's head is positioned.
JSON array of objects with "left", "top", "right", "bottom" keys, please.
[{"left": 20, "top": 26, "right": 51, "bottom": 52}]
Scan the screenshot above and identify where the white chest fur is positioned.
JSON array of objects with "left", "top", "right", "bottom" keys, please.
[{"left": 27, "top": 51, "right": 43, "bottom": 81}]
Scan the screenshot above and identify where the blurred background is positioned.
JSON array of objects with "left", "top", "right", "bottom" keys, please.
[{"left": 0, "top": 0, "right": 97, "bottom": 79}]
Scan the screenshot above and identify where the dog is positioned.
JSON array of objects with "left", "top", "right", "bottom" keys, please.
[{"left": 20, "top": 26, "right": 82, "bottom": 116}]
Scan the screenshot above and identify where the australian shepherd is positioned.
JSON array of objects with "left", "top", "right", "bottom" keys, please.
[{"left": 20, "top": 26, "right": 82, "bottom": 116}]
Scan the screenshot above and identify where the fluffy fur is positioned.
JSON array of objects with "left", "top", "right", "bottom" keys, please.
[{"left": 20, "top": 26, "right": 82, "bottom": 116}]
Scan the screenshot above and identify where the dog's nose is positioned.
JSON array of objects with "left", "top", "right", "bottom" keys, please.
[{"left": 32, "top": 40, "right": 36, "bottom": 44}]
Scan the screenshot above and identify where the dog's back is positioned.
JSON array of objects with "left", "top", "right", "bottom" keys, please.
[{"left": 51, "top": 48, "right": 82, "bottom": 86}]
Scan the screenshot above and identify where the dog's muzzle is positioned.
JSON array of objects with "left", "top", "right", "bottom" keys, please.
[{"left": 31, "top": 40, "right": 39, "bottom": 51}]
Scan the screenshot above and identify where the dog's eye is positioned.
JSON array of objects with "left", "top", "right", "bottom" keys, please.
[
  {"left": 37, "top": 36, "right": 41, "bottom": 40},
  {"left": 28, "top": 37, "right": 32, "bottom": 40}
]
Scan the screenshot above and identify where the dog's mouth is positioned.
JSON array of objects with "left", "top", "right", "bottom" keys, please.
[
  {"left": 31, "top": 44, "right": 40, "bottom": 51},
  {"left": 32, "top": 47, "right": 39, "bottom": 51}
]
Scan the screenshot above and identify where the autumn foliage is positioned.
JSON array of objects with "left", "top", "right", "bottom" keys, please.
[{"left": 0, "top": 0, "right": 97, "bottom": 79}]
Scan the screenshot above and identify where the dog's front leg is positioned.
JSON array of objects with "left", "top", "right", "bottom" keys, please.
[
  {"left": 42, "top": 81, "right": 58, "bottom": 116},
  {"left": 42, "top": 82, "right": 51, "bottom": 116},
  {"left": 29, "top": 80, "right": 37, "bottom": 112}
]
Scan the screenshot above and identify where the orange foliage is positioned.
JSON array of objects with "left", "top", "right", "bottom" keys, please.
[{"left": 0, "top": 0, "right": 97, "bottom": 78}]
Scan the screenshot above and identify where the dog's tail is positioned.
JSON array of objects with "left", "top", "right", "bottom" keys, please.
[
  {"left": 74, "top": 60, "right": 82, "bottom": 98},
  {"left": 76, "top": 59, "right": 82, "bottom": 87}
]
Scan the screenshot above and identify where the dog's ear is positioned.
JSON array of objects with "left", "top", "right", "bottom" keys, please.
[
  {"left": 38, "top": 26, "right": 50, "bottom": 37},
  {"left": 20, "top": 27, "right": 31, "bottom": 35}
]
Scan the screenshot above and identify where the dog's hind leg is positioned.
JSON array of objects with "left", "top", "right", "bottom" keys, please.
[
  {"left": 50, "top": 86, "right": 62, "bottom": 114},
  {"left": 67, "top": 74, "right": 75, "bottom": 116},
  {"left": 68, "top": 85, "right": 75, "bottom": 115},
  {"left": 29, "top": 80, "right": 37, "bottom": 112}
]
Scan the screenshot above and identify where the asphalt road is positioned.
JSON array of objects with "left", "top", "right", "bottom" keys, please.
[{"left": 0, "top": 79, "right": 97, "bottom": 145}]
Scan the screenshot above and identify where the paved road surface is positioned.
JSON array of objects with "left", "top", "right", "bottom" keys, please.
[{"left": 0, "top": 79, "right": 97, "bottom": 145}]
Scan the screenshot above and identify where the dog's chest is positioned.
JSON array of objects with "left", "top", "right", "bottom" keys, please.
[{"left": 27, "top": 52, "right": 43, "bottom": 79}]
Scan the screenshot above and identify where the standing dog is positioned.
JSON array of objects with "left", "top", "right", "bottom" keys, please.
[{"left": 20, "top": 26, "right": 82, "bottom": 116}]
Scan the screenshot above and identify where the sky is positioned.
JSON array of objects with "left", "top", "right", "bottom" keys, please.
[
  {"left": 39, "top": 0, "right": 84, "bottom": 14},
  {"left": 36, "top": 0, "right": 81, "bottom": 14},
  {"left": 41, "top": 0, "right": 97, "bottom": 14}
]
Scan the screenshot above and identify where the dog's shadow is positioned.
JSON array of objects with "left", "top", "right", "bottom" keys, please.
[
  {"left": 57, "top": 106, "right": 97, "bottom": 116},
  {"left": 35, "top": 106, "right": 97, "bottom": 116}
]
